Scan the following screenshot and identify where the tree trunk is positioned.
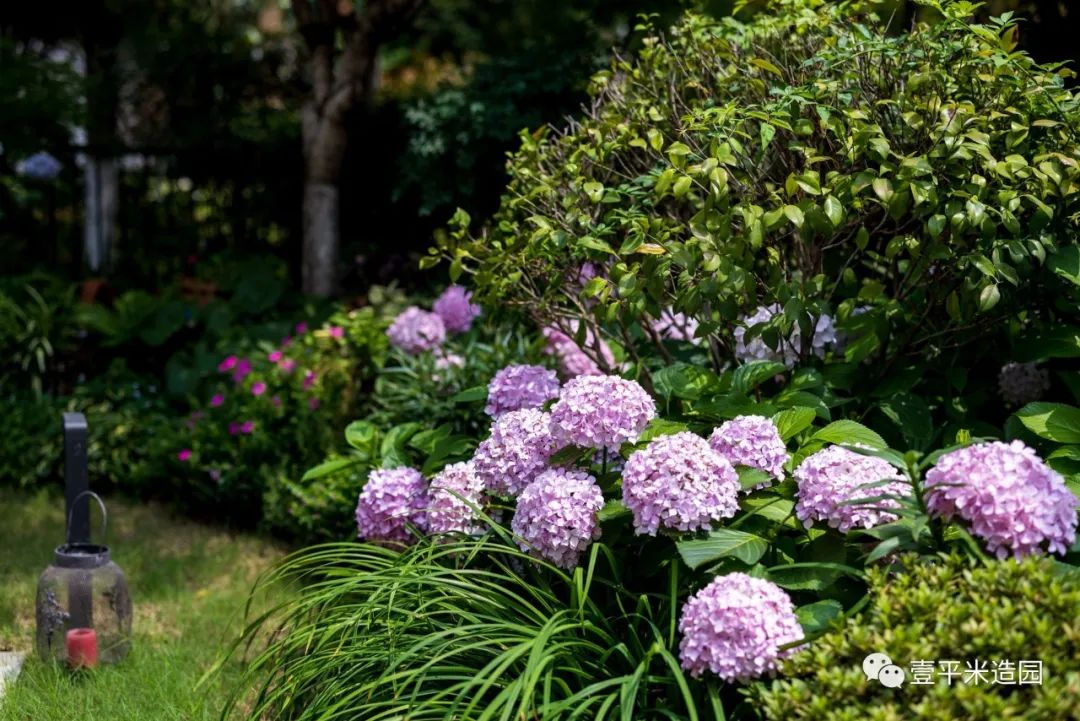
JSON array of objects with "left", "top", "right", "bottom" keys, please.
[
  {"left": 301, "top": 100, "right": 349, "bottom": 297},
  {"left": 83, "top": 157, "right": 118, "bottom": 272}
]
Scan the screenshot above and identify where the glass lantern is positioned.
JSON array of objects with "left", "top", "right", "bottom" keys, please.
[{"left": 36, "top": 492, "right": 132, "bottom": 666}]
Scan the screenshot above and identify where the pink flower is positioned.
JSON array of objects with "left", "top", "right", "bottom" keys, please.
[
  {"left": 279, "top": 358, "right": 296, "bottom": 373},
  {"left": 177, "top": 449, "right": 192, "bottom": 462},
  {"left": 303, "top": 370, "right": 317, "bottom": 390},
  {"left": 308, "top": 397, "right": 320, "bottom": 410},
  {"left": 240, "top": 420, "right": 255, "bottom": 434},
  {"left": 232, "top": 359, "right": 252, "bottom": 383},
  {"left": 218, "top": 355, "right": 238, "bottom": 373},
  {"left": 280, "top": 336, "right": 292, "bottom": 348},
  {"left": 228, "top": 422, "right": 241, "bottom": 436},
  {"left": 271, "top": 395, "right": 282, "bottom": 407},
  {"left": 251, "top": 381, "right": 267, "bottom": 396},
  {"left": 328, "top": 325, "right": 344, "bottom": 339},
  {"left": 210, "top": 394, "right": 224, "bottom": 407},
  {"left": 268, "top": 350, "right": 283, "bottom": 362},
  {"left": 295, "top": 322, "right": 309, "bottom": 335}
]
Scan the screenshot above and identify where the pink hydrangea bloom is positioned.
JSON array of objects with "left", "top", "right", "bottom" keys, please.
[
  {"left": 177, "top": 449, "right": 192, "bottom": 462},
  {"left": 541, "top": 322, "right": 615, "bottom": 377},
  {"left": 678, "top": 573, "right": 803, "bottom": 681},
  {"left": 485, "top": 364, "right": 561, "bottom": 418},
  {"left": 512, "top": 468, "right": 604, "bottom": 569},
  {"left": 433, "top": 285, "right": 482, "bottom": 333},
  {"left": 387, "top": 306, "right": 447, "bottom": 354},
  {"left": 708, "top": 415, "right": 788, "bottom": 488},
  {"left": 472, "top": 408, "right": 558, "bottom": 497},
  {"left": 355, "top": 467, "right": 430, "bottom": 545},
  {"left": 251, "top": 381, "right": 267, "bottom": 397},
  {"left": 734, "top": 304, "right": 836, "bottom": 368},
  {"left": 793, "top": 446, "right": 908, "bottom": 532},
  {"left": 549, "top": 375, "right": 656, "bottom": 450},
  {"left": 925, "top": 440, "right": 1078, "bottom": 559},
  {"left": 210, "top": 393, "right": 225, "bottom": 407},
  {"left": 218, "top": 355, "right": 238, "bottom": 373},
  {"left": 998, "top": 362, "right": 1050, "bottom": 406},
  {"left": 622, "top": 432, "right": 739, "bottom": 535},
  {"left": 650, "top": 309, "right": 701, "bottom": 345},
  {"left": 427, "top": 462, "right": 487, "bottom": 536}
]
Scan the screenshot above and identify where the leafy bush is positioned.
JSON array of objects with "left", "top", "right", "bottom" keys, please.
[
  {"left": 435, "top": 0, "right": 1080, "bottom": 416},
  {"left": 752, "top": 554, "right": 1080, "bottom": 721}
]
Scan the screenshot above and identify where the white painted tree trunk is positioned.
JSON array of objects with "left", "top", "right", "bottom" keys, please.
[
  {"left": 83, "top": 157, "right": 118, "bottom": 272},
  {"left": 302, "top": 181, "right": 340, "bottom": 297}
]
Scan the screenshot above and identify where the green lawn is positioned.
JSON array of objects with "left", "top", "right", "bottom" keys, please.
[{"left": 0, "top": 489, "right": 286, "bottom": 720}]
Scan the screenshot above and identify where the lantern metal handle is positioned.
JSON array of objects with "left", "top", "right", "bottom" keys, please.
[{"left": 66, "top": 490, "right": 108, "bottom": 547}]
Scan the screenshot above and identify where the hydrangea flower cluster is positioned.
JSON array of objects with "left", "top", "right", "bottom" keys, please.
[
  {"left": 925, "top": 441, "right": 1078, "bottom": 559},
  {"left": 512, "top": 468, "right": 604, "bottom": 569},
  {"left": 549, "top": 375, "right": 656, "bottom": 449},
  {"left": 433, "top": 285, "right": 482, "bottom": 333},
  {"left": 650, "top": 309, "right": 701, "bottom": 345},
  {"left": 485, "top": 364, "right": 561, "bottom": 418},
  {"left": 997, "top": 362, "right": 1050, "bottom": 406},
  {"left": 542, "top": 322, "right": 615, "bottom": 377},
  {"left": 793, "top": 446, "right": 909, "bottom": 532},
  {"left": 622, "top": 432, "right": 739, "bottom": 535},
  {"left": 16, "top": 151, "right": 62, "bottom": 180},
  {"left": 355, "top": 467, "right": 430, "bottom": 544},
  {"left": 387, "top": 306, "right": 447, "bottom": 354},
  {"left": 709, "top": 415, "right": 788, "bottom": 488},
  {"left": 472, "top": 408, "right": 558, "bottom": 497},
  {"left": 678, "top": 573, "right": 803, "bottom": 681},
  {"left": 734, "top": 304, "right": 836, "bottom": 368},
  {"left": 427, "top": 462, "right": 487, "bottom": 536}
]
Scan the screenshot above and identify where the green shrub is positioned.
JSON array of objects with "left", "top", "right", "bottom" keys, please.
[
  {"left": 435, "top": 0, "right": 1080, "bottom": 408},
  {"left": 752, "top": 554, "right": 1080, "bottom": 721}
]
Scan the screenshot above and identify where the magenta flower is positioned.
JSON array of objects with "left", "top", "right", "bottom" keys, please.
[
  {"left": 218, "top": 355, "right": 238, "bottom": 373},
  {"left": 679, "top": 573, "right": 803, "bottom": 681},
  {"left": 328, "top": 325, "right": 344, "bottom": 339},
  {"left": 240, "top": 420, "right": 255, "bottom": 434},
  {"left": 433, "top": 285, "right": 482, "bottom": 333},
  {"left": 210, "top": 393, "right": 224, "bottom": 407},
  {"left": 251, "top": 381, "right": 267, "bottom": 397},
  {"left": 232, "top": 359, "right": 252, "bottom": 383},
  {"left": 177, "top": 449, "right": 192, "bottom": 462},
  {"left": 279, "top": 358, "right": 296, "bottom": 373},
  {"left": 295, "top": 321, "right": 308, "bottom": 335},
  {"left": 925, "top": 440, "right": 1078, "bottom": 559},
  {"left": 228, "top": 422, "right": 240, "bottom": 436},
  {"left": 303, "top": 370, "right": 317, "bottom": 390},
  {"left": 268, "top": 350, "right": 283, "bottom": 362},
  {"left": 512, "top": 468, "right": 604, "bottom": 569},
  {"left": 622, "top": 432, "right": 740, "bottom": 535},
  {"left": 355, "top": 467, "right": 430, "bottom": 545},
  {"left": 280, "top": 336, "right": 292, "bottom": 348},
  {"left": 308, "top": 397, "right": 319, "bottom": 410}
]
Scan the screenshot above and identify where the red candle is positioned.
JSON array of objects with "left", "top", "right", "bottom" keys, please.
[{"left": 66, "top": 628, "right": 98, "bottom": 669}]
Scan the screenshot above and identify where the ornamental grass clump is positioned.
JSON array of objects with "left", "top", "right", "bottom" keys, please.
[
  {"left": 925, "top": 440, "right": 1077, "bottom": 559},
  {"left": 484, "top": 364, "right": 561, "bottom": 418},
  {"left": 678, "top": 573, "right": 803, "bottom": 682},
  {"left": 794, "top": 446, "right": 909, "bottom": 532},
  {"left": 511, "top": 468, "right": 604, "bottom": 569},
  {"left": 622, "top": 431, "right": 739, "bottom": 535}
]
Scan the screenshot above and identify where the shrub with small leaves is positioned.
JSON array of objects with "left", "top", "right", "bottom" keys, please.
[{"left": 752, "top": 554, "right": 1080, "bottom": 721}]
